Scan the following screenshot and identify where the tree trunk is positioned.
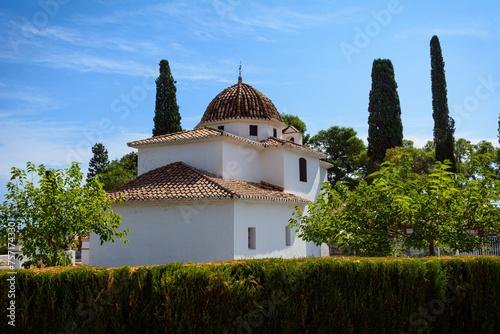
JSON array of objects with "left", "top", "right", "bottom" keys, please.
[{"left": 429, "top": 240, "right": 435, "bottom": 256}]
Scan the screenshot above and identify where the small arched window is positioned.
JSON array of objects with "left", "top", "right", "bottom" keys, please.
[{"left": 299, "top": 158, "right": 307, "bottom": 182}]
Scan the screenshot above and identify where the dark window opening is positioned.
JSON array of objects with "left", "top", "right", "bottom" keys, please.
[
  {"left": 290, "top": 137, "right": 295, "bottom": 142},
  {"left": 273, "top": 128, "right": 277, "bottom": 137},
  {"left": 248, "top": 227, "right": 256, "bottom": 249},
  {"left": 249, "top": 125, "right": 258, "bottom": 136},
  {"left": 299, "top": 158, "right": 307, "bottom": 182},
  {"left": 218, "top": 125, "right": 225, "bottom": 131}
]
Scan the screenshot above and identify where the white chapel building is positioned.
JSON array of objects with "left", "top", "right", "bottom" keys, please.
[{"left": 90, "top": 75, "right": 332, "bottom": 267}]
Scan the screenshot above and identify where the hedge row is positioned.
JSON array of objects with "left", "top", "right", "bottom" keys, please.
[{"left": 1, "top": 256, "right": 500, "bottom": 333}]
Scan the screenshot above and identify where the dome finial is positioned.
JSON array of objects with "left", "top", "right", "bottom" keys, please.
[{"left": 238, "top": 61, "right": 242, "bottom": 84}]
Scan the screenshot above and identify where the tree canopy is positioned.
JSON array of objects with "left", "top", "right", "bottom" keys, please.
[
  {"left": 367, "top": 58, "right": 403, "bottom": 170},
  {"left": 309, "top": 126, "right": 368, "bottom": 187},
  {"left": 384, "top": 146, "right": 435, "bottom": 175},
  {"left": 152, "top": 59, "right": 182, "bottom": 136},
  {"left": 100, "top": 152, "right": 138, "bottom": 191},
  {"left": 0, "top": 162, "right": 129, "bottom": 267},
  {"left": 289, "top": 154, "right": 500, "bottom": 257},
  {"left": 281, "top": 113, "right": 311, "bottom": 146}
]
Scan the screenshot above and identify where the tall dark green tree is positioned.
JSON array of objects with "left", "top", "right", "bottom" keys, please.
[
  {"left": 367, "top": 59, "right": 403, "bottom": 169},
  {"left": 87, "top": 143, "right": 109, "bottom": 182},
  {"left": 152, "top": 59, "right": 182, "bottom": 136},
  {"left": 431, "top": 35, "right": 456, "bottom": 172}
]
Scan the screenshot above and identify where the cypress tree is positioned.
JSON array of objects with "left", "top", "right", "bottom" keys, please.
[
  {"left": 367, "top": 58, "right": 403, "bottom": 169},
  {"left": 431, "top": 35, "right": 456, "bottom": 172},
  {"left": 87, "top": 143, "right": 109, "bottom": 182},
  {"left": 152, "top": 59, "right": 182, "bottom": 136}
]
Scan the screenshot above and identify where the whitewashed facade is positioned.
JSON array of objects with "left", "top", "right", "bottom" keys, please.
[{"left": 90, "top": 76, "right": 331, "bottom": 267}]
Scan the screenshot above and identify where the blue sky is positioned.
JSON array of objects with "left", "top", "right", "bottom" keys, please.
[{"left": 1, "top": 0, "right": 499, "bottom": 198}]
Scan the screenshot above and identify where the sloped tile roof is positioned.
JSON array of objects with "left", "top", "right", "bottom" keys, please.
[
  {"left": 260, "top": 137, "right": 327, "bottom": 157},
  {"left": 128, "top": 128, "right": 223, "bottom": 147},
  {"left": 282, "top": 125, "right": 301, "bottom": 134},
  {"left": 128, "top": 128, "right": 327, "bottom": 158},
  {"left": 107, "top": 161, "right": 308, "bottom": 203}
]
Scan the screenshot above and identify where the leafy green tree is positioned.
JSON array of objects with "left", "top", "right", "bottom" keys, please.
[
  {"left": 281, "top": 113, "right": 311, "bottom": 146},
  {"left": 402, "top": 139, "right": 414, "bottom": 148},
  {"left": 100, "top": 152, "right": 137, "bottom": 191},
  {"left": 87, "top": 143, "right": 109, "bottom": 182},
  {"left": 367, "top": 59, "right": 403, "bottom": 170},
  {"left": 384, "top": 146, "right": 435, "bottom": 175},
  {"left": 119, "top": 152, "right": 138, "bottom": 175},
  {"left": 153, "top": 59, "right": 182, "bottom": 136},
  {"left": 454, "top": 138, "right": 498, "bottom": 177},
  {"left": 289, "top": 155, "right": 500, "bottom": 257},
  {"left": 423, "top": 140, "right": 435, "bottom": 154},
  {"left": 309, "top": 126, "right": 368, "bottom": 187},
  {"left": 431, "top": 35, "right": 456, "bottom": 172},
  {"left": 0, "top": 162, "right": 129, "bottom": 267},
  {"left": 281, "top": 113, "right": 306, "bottom": 133}
]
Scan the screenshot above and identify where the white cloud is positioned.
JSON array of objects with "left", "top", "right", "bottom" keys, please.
[{"left": 34, "top": 52, "right": 156, "bottom": 77}]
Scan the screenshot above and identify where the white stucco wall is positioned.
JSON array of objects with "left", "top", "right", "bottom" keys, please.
[
  {"left": 221, "top": 141, "right": 262, "bottom": 182},
  {"left": 89, "top": 200, "right": 234, "bottom": 267},
  {"left": 261, "top": 149, "right": 285, "bottom": 188},
  {"left": 207, "top": 120, "right": 286, "bottom": 141},
  {"left": 138, "top": 140, "right": 223, "bottom": 176},
  {"left": 89, "top": 199, "right": 322, "bottom": 267},
  {"left": 233, "top": 201, "right": 320, "bottom": 259},
  {"left": 282, "top": 150, "right": 323, "bottom": 201}
]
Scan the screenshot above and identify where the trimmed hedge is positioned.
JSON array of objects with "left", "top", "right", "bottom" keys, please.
[{"left": 1, "top": 256, "right": 499, "bottom": 333}]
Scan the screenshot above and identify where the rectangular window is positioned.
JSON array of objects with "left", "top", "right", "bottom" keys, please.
[
  {"left": 218, "top": 125, "right": 225, "bottom": 130},
  {"left": 273, "top": 128, "right": 277, "bottom": 137},
  {"left": 285, "top": 226, "right": 291, "bottom": 246},
  {"left": 299, "top": 158, "right": 307, "bottom": 182},
  {"left": 248, "top": 227, "right": 256, "bottom": 249},
  {"left": 249, "top": 125, "right": 258, "bottom": 136}
]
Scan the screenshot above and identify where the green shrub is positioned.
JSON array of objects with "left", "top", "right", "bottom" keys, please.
[{"left": 0, "top": 257, "right": 499, "bottom": 333}]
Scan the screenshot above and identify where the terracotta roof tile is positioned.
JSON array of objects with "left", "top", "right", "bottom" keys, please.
[
  {"left": 128, "top": 128, "right": 327, "bottom": 158},
  {"left": 107, "top": 161, "right": 308, "bottom": 203},
  {"left": 260, "top": 137, "right": 327, "bottom": 157},
  {"left": 128, "top": 128, "right": 222, "bottom": 147},
  {"left": 196, "top": 79, "right": 283, "bottom": 127}
]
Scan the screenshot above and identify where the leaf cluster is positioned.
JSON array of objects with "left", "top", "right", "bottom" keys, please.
[
  {"left": 0, "top": 162, "right": 129, "bottom": 268},
  {"left": 289, "top": 153, "right": 500, "bottom": 256}
]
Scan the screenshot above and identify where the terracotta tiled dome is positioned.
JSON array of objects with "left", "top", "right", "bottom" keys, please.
[{"left": 197, "top": 76, "right": 283, "bottom": 127}]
